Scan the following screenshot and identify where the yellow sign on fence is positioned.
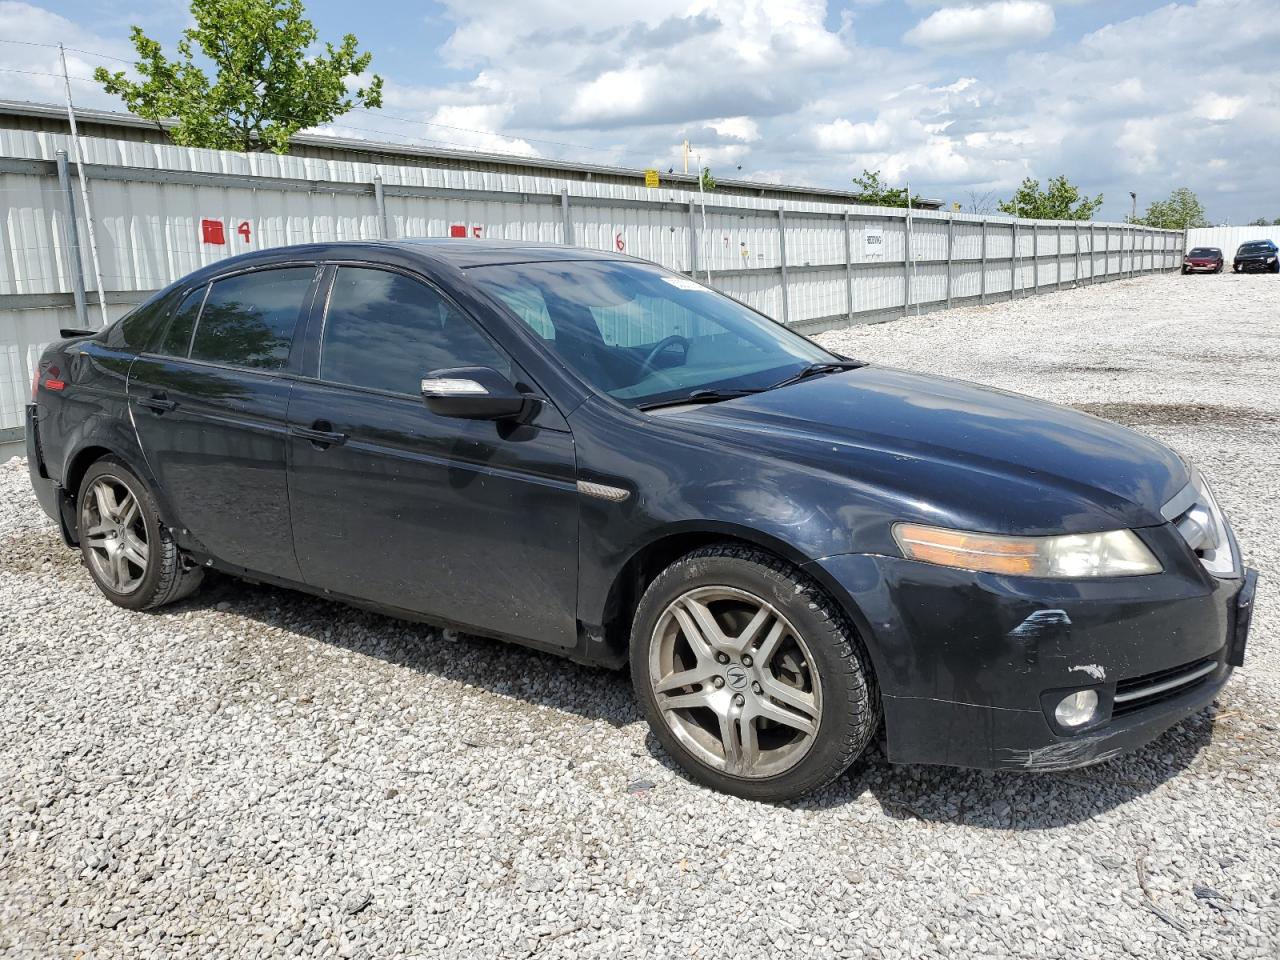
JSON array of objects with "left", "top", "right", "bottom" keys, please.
[{"left": 644, "top": 169, "right": 660, "bottom": 188}]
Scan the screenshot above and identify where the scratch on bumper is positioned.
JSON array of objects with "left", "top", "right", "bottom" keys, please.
[{"left": 1002, "top": 736, "right": 1123, "bottom": 772}]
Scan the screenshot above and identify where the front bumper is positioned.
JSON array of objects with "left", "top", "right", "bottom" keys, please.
[
  {"left": 807, "top": 550, "right": 1254, "bottom": 771},
  {"left": 1183, "top": 262, "right": 1219, "bottom": 271},
  {"left": 1235, "top": 259, "right": 1276, "bottom": 272}
]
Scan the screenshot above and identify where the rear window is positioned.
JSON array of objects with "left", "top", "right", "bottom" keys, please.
[
  {"left": 103, "top": 290, "right": 178, "bottom": 351},
  {"left": 188, "top": 267, "right": 315, "bottom": 370}
]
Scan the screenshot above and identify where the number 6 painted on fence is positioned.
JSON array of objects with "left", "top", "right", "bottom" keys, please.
[{"left": 615, "top": 232, "right": 625, "bottom": 252}]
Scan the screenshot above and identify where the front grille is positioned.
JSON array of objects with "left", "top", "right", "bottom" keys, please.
[{"left": 1112, "top": 655, "right": 1218, "bottom": 717}]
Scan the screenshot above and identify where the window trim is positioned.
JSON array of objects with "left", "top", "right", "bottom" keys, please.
[
  {"left": 146, "top": 263, "right": 322, "bottom": 372},
  {"left": 309, "top": 262, "right": 519, "bottom": 401}
]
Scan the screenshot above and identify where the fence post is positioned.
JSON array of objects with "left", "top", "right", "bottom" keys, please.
[
  {"left": 844, "top": 211, "right": 853, "bottom": 323},
  {"left": 1057, "top": 223, "right": 1064, "bottom": 288},
  {"left": 55, "top": 149, "right": 89, "bottom": 329},
  {"left": 980, "top": 219, "right": 987, "bottom": 304},
  {"left": 560, "top": 189, "right": 573, "bottom": 246},
  {"left": 777, "top": 207, "right": 790, "bottom": 325},
  {"left": 688, "top": 201, "right": 699, "bottom": 277},
  {"left": 1010, "top": 221, "right": 1017, "bottom": 301},
  {"left": 1074, "top": 223, "right": 1081, "bottom": 285},
  {"left": 903, "top": 208, "right": 913, "bottom": 318},
  {"left": 1032, "top": 223, "right": 1039, "bottom": 295},
  {"left": 373, "top": 173, "right": 388, "bottom": 239},
  {"left": 945, "top": 217, "right": 954, "bottom": 309}
]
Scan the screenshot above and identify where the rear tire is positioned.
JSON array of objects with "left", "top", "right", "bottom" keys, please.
[
  {"left": 631, "top": 543, "right": 879, "bottom": 801},
  {"left": 76, "top": 457, "right": 203, "bottom": 610}
]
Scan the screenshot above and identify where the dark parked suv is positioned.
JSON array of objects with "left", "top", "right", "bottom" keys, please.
[
  {"left": 1233, "top": 239, "right": 1279, "bottom": 273},
  {"left": 26, "top": 241, "right": 1256, "bottom": 800}
]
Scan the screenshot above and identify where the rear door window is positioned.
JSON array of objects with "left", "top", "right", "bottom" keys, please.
[
  {"left": 318, "top": 267, "right": 510, "bottom": 396},
  {"left": 189, "top": 267, "right": 315, "bottom": 370},
  {"left": 156, "top": 285, "right": 207, "bottom": 357}
]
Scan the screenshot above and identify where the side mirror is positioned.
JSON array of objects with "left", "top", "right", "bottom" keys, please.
[{"left": 421, "top": 366, "right": 529, "bottom": 421}]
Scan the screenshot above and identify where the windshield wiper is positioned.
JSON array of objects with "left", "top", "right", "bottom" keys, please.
[
  {"left": 637, "top": 388, "right": 762, "bottom": 411},
  {"left": 767, "top": 359, "right": 864, "bottom": 391}
]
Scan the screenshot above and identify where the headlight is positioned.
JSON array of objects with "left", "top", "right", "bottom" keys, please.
[{"left": 892, "top": 523, "right": 1162, "bottom": 578}]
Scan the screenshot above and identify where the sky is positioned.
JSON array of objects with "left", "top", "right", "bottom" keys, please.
[{"left": 2, "top": 0, "right": 1278, "bottom": 223}]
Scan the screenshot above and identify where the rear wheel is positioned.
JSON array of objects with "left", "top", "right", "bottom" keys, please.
[
  {"left": 631, "top": 543, "right": 879, "bottom": 801},
  {"left": 77, "top": 458, "right": 203, "bottom": 610}
]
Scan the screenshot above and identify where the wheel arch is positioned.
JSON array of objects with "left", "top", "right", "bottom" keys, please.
[
  {"left": 61, "top": 437, "right": 171, "bottom": 544},
  {"left": 594, "top": 521, "right": 861, "bottom": 657}
]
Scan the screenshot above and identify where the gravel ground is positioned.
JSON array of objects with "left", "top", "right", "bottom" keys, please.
[{"left": 1, "top": 271, "right": 1278, "bottom": 959}]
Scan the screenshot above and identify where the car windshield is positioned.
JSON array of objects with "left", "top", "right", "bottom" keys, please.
[
  {"left": 1240, "top": 242, "right": 1273, "bottom": 253},
  {"left": 468, "top": 259, "right": 838, "bottom": 408},
  {"left": 1188, "top": 248, "right": 1218, "bottom": 256}
]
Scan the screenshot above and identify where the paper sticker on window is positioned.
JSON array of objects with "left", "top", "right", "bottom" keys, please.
[{"left": 661, "top": 276, "right": 704, "bottom": 291}]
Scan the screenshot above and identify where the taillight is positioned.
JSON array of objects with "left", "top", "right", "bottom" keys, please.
[{"left": 33, "top": 363, "right": 64, "bottom": 396}]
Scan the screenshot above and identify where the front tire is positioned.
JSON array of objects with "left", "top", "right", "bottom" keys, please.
[
  {"left": 631, "top": 543, "right": 879, "bottom": 801},
  {"left": 77, "top": 457, "right": 203, "bottom": 610}
]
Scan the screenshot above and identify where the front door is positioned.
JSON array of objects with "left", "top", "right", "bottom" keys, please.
[
  {"left": 128, "top": 265, "right": 319, "bottom": 580},
  {"left": 286, "top": 265, "right": 579, "bottom": 647}
]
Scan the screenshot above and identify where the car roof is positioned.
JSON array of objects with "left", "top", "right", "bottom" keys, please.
[{"left": 387, "top": 238, "right": 632, "bottom": 268}]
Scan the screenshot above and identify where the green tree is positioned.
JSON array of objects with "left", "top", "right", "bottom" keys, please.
[
  {"left": 1130, "top": 188, "right": 1209, "bottom": 229},
  {"left": 1249, "top": 217, "right": 1269, "bottom": 226},
  {"left": 94, "top": 0, "right": 383, "bottom": 153},
  {"left": 851, "top": 169, "right": 925, "bottom": 209},
  {"left": 699, "top": 166, "right": 716, "bottom": 192},
  {"left": 998, "top": 175, "right": 1102, "bottom": 220}
]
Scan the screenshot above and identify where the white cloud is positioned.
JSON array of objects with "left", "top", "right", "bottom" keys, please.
[
  {"left": 8, "top": 0, "right": 1280, "bottom": 223},
  {"left": 904, "top": 2, "right": 1055, "bottom": 52}
]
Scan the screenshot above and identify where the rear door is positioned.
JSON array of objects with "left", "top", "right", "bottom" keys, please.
[
  {"left": 285, "top": 264, "right": 579, "bottom": 647},
  {"left": 128, "top": 265, "right": 320, "bottom": 580}
]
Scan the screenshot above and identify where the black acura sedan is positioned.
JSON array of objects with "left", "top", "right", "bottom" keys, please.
[{"left": 26, "top": 241, "right": 1256, "bottom": 801}]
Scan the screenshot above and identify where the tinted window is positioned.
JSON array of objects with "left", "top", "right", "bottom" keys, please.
[
  {"left": 319, "top": 267, "right": 510, "bottom": 395},
  {"left": 469, "top": 260, "right": 832, "bottom": 407},
  {"left": 157, "top": 285, "right": 207, "bottom": 357},
  {"left": 105, "top": 290, "right": 178, "bottom": 351},
  {"left": 190, "top": 268, "right": 314, "bottom": 370}
]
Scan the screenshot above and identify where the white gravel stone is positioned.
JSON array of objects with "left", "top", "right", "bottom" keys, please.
[{"left": 0, "top": 271, "right": 1277, "bottom": 959}]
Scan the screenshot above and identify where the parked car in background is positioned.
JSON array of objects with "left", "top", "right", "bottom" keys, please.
[
  {"left": 25, "top": 240, "right": 1257, "bottom": 801},
  {"left": 1233, "top": 239, "right": 1279, "bottom": 273},
  {"left": 1182, "top": 247, "right": 1223, "bottom": 274}
]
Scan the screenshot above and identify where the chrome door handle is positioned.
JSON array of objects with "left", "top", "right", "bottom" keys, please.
[
  {"left": 138, "top": 395, "right": 177, "bottom": 413},
  {"left": 290, "top": 424, "right": 348, "bottom": 448}
]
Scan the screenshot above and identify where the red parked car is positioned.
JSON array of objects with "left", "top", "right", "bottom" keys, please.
[{"left": 1182, "top": 247, "right": 1224, "bottom": 274}]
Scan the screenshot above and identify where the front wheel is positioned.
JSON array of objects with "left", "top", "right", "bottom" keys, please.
[
  {"left": 77, "top": 457, "right": 203, "bottom": 610},
  {"left": 631, "top": 543, "right": 879, "bottom": 801}
]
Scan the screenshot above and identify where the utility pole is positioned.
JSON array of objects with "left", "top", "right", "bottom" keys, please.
[
  {"left": 1129, "top": 192, "right": 1137, "bottom": 222},
  {"left": 59, "top": 43, "right": 109, "bottom": 328}
]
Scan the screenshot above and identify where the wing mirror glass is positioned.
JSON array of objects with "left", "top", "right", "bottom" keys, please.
[{"left": 421, "top": 366, "right": 529, "bottom": 421}]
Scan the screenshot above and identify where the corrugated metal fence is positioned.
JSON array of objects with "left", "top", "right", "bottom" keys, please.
[
  {"left": 1, "top": 129, "right": 1184, "bottom": 437},
  {"left": 1185, "top": 226, "right": 1279, "bottom": 258}
]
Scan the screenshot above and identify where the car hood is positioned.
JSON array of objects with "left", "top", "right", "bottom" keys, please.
[{"left": 671, "top": 366, "right": 1189, "bottom": 535}]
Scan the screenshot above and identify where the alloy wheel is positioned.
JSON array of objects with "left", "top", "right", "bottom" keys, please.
[
  {"left": 648, "top": 586, "right": 822, "bottom": 779},
  {"left": 82, "top": 476, "right": 149, "bottom": 594}
]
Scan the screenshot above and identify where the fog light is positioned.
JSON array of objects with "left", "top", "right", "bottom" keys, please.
[{"left": 1054, "top": 690, "right": 1099, "bottom": 728}]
